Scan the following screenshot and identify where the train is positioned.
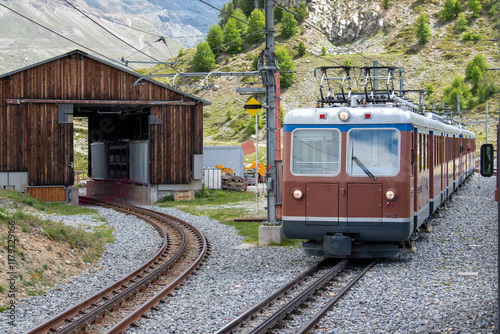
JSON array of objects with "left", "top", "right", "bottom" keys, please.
[{"left": 281, "top": 66, "right": 476, "bottom": 258}]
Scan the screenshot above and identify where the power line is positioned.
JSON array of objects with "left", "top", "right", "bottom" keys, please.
[
  {"left": 49, "top": 0, "right": 206, "bottom": 41},
  {"left": 62, "top": 0, "right": 162, "bottom": 62},
  {"left": 0, "top": 2, "right": 122, "bottom": 66}
]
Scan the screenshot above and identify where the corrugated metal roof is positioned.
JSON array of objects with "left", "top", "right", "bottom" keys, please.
[{"left": 0, "top": 49, "right": 212, "bottom": 106}]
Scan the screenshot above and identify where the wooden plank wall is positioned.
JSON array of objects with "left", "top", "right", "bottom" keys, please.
[
  {"left": 0, "top": 52, "right": 203, "bottom": 187},
  {"left": 26, "top": 186, "right": 68, "bottom": 202}
]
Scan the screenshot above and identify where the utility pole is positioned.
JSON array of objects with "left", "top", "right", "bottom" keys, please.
[{"left": 262, "top": 0, "right": 278, "bottom": 225}]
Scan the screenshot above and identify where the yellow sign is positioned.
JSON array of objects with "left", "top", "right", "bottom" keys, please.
[{"left": 244, "top": 97, "right": 262, "bottom": 116}]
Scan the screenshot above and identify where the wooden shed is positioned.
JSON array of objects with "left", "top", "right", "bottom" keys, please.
[{"left": 0, "top": 50, "right": 209, "bottom": 202}]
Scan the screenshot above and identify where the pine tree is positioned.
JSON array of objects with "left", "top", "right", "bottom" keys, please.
[
  {"left": 274, "top": 3, "right": 284, "bottom": 22},
  {"left": 441, "top": 0, "right": 462, "bottom": 21},
  {"left": 218, "top": 2, "right": 234, "bottom": 27},
  {"left": 246, "top": 9, "right": 265, "bottom": 43},
  {"left": 455, "top": 13, "right": 467, "bottom": 31},
  {"left": 467, "top": 0, "right": 482, "bottom": 18},
  {"left": 281, "top": 10, "right": 298, "bottom": 38},
  {"left": 240, "top": 0, "right": 256, "bottom": 17},
  {"left": 232, "top": 8, "right": 248, "bottom": 36},
  {"left": 192, "top": 41, "right": 215, "bottom": 72},
  {"left": 415, "top": 13, "right": 431, "bottom": 44},
  {"left": 275, "top": 46, "right": 296, "bottom": 88},
  {"left": 321, "top": 44, "right": 327, "bottom": 56},
  {"left": 206, "top": 24, "right": 224, "bottom": 56},
  {"left": 224, "top": 18, "right": 243, "bottom": 54},
  {"left": 297, "top": 41, "right": 306, "bottom": 56},
  {"left": 297, "top": 1, "right": 307, "bottom": 22}
]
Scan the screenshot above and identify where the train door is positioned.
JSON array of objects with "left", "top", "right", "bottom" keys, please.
[
  {"left": 347, "top": 183, "right": 383, "bottom": 225},
  {"left": 305, "top": 183, "right": 339, "bottom": 225}
]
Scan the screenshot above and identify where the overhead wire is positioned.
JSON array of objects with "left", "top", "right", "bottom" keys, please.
[
  {"left": 0, "top": 2, "right": 122, "bottom": 66},
  {"left": 62, "top": 0, "right": 162, "bottom": 62},
  {"left": 49, "top": 0, "right": 206, "bottom": 41}
]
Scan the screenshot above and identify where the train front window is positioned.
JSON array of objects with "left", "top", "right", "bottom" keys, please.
[
  {"left": 346, "top": 129, "right": 400, "bottom": 177},
  {"left": 292, "top": 129, "right": 341, "bottom": 175}
]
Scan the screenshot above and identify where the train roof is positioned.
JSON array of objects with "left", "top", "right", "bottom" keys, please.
[{"left": 283, "top": 105, "right": 475, "bottom": 139}]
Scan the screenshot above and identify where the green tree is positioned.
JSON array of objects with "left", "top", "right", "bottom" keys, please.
[
  {"left": 274, "top": 3, "right": 284, "bottom": 21},
  {"left": 465, "top": 54, "right": 489, "bottom": 80},
  {"left": 415, "top": 13, "right": 431, "bottom": 44},
  {"left": 224, "top": 18, "right": 243, "bottom": 54},
  {"left": 218, "top": 2, "right": 235, "bottom": 27},
  {"left": 465, "top": 54, "right": 489, "bottom": 93},
  {"left": 233, "top": 8, "right": 248, "bottom": 37},
  {"left": 297, "top": 41, "right": 306, "bottom": 56},
  {"left": 275, "top": 46, "right": 296, "bottom": 88},
  {"left": 192, "top": 41, "right": 215, "bottom": 72},
  {"left": 343, "top": 58, "right": 352, "bottom": 67},
  {"left": 383, "top": 0, "right": 391, "bottom": 10},
  {"left": 281, "top": 10, "right": 298, "bottom": 38},
  {"left": 467, "top": 0, "right": 482, "bottom": 18},
  {"left": 240, "top": 0, "right": 255, "bottom": 17},
  {"left": 443, "top": 76, "right": 471, "bottom": 109},
  {"left": 321, "top": 44, "right": 327, "bottom": 56},
  {"left": 441, "top": 0, "right": 462, "bottom": 21},
  {"left": 297, "top": 1, "right": 307, "bottom": 22},
  {"left": 206, "top": 24, "right": 224, "bottom": 56},
  {"left": 455, "top": 13, "right": 468, "bottom": 31},
  {"left": 246, "top": 8, "right": 265, "bottom": 43},
  {"left": 477, "top": 72, "right": 499, "bottom": 103}
]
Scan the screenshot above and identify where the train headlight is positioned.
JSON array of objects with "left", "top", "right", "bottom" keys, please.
[
  {"left": 385, "top": 190, "right": 396, "bottom": 200},
  {"left": 293, "top": 189, "right": 303, "bottom": 199},
  {"left": 338, "top": 109, "right": 350, "bottom": 122}
]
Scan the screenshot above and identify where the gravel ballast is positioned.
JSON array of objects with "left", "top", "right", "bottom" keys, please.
[{"left": 2, "top": 174, "right": 497, "bottom": 333}]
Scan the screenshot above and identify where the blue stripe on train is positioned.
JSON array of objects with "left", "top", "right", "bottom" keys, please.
[{"left": 283, "top": 124, "right": 415, "bottom": 132}]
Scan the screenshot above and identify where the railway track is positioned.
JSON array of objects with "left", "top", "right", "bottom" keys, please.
[
  {"left": 26, "top": 200, "right": 209, "bottom": 334},
  {"left": 216, "top": 258, "right": 377, "bottom": 334}
]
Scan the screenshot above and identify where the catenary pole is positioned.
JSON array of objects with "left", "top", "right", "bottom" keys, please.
[{"left": 262, "top": 0, "right": 278, "bottom": 225}]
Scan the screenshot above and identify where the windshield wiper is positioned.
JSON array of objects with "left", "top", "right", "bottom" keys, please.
[{"left": 352, "top": 156, "right": 376, "bottom": 180}]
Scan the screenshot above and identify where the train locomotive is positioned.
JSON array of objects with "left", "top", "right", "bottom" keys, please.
[{"left": 281, "top": 66, "right": 475, "bottom": 258}]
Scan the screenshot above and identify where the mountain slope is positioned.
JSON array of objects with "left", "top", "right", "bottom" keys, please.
[
  {"left": 0, "top": 0, "right": 226, "bottom": 73},
  {"left": 143, "top": 0, "right": 499, "bottom": 151}
]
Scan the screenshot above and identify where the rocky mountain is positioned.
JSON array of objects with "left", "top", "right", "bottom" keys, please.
[{"left": 0, "top": 0, "right": 226, "bottom": 73}]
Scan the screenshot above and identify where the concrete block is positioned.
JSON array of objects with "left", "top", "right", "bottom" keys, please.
[{"left": 259, "top": 225, "right": 284, "bottom": 247}]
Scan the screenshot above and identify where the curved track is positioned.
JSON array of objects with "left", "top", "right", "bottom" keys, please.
[{"left": 26, "top": 200, "right": 209, "bottom": 334}]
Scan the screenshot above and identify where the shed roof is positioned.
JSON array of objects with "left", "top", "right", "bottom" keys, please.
[{"left": 0, "top": 49, "right": 211, "bottom": 106}]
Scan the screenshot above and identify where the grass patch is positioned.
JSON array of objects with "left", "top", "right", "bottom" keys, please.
[
  {"left": 0, "top": 190, "right": 96, "bottom": 216},
  {"left": 156, "top": 189, "right": 302, "bottom": 247}
]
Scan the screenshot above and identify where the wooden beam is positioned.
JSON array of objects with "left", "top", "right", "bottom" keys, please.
[{"left": 6, "top": 98, "right": 196, "bottom": 106}]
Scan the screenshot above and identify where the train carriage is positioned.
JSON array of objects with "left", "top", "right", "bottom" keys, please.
[{"left": 281, "top": 67, "right": 475, "bottom": 258}]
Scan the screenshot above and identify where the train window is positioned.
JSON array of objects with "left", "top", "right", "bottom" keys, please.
[
  {"left": 346, "top": 129, "right": 400, "bottom": 177},
  {"left": 291, "top": 129, "right": 341, "bottom": 175}
]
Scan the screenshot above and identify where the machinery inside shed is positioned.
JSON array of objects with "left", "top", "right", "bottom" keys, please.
[{"left": 72, "top": 103, "right": 152, "bottom": 203}]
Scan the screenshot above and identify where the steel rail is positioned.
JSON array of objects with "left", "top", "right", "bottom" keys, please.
[
  {"left": 248, "top": 260, "right": 349, "bottom": 334},
  {"left": 26, "top": 207, "right": 170, "bottom": 334},
  {"left": 55, "top": 204, "right": 189, "bottom": 334},
  {"left": 297, "top": 258, "right": 378, "bottom": 334},
  {"left": 26, "top": 201, "right": 205, "bottom": 334},
  {"left": 105, "top": 206, "right": 209, "bottom": 333},
  {"left": 214, "top": 259, "right": 331, "bottom": 334}
]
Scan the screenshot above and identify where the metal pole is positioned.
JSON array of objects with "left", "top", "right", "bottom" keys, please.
[
  {"left": 457, "top": 94, "right": 460, "bottom": 123},
  {"left": 263, "top": 0, "right": 277, "bottom": 224},
  {"left": 486, "top": 102, "right": 489, "bottom": 144},
  {"left": 255, "top": 114, "right": 259, "bottom": 212},
  {"left": 373, "top": 60, "right": 378, "bottom": 92}
]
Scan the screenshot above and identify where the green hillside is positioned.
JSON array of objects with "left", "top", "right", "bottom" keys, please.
[{"left": 139, "top": 1, "right": 499, "bottom": 159}]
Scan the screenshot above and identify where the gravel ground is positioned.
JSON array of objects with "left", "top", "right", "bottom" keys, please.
[
  {"left": 1, "top": 174, "right": 497, "bottom": 333},
  {"left": 0, "top": 207, "right": 163, "bottom": 334}
]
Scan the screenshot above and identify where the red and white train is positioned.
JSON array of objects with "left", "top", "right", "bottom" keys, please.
[{"left": 281, "top": 67, "right": 475, "bottom": 258}]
